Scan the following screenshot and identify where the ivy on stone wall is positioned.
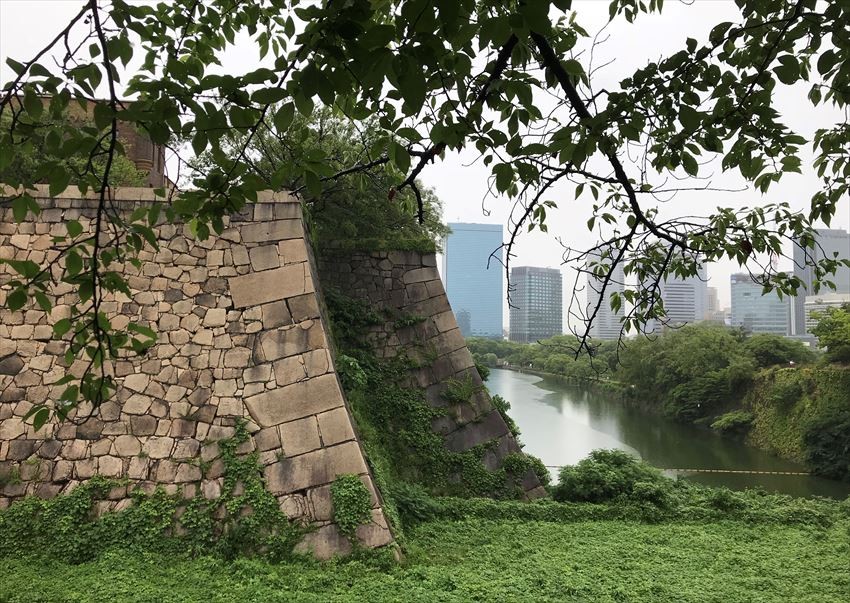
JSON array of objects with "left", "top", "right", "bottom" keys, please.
[
  {"left": 0, "top": 421, "right": 303, "bottom": 563},
  {"left": 324, "top": 288, "right": 538, "bottom": 504}
]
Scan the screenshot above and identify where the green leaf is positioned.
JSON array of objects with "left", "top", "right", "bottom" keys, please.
[
  {"left": 66, "top": 220, "right": 83, "bottom": 238},
  {"left": 294, "top": 92, "right": 314, "bottom": 117},
  {"left": 493, "top": 163, "right": 513, "bottom": 193},
  {"left": 7, "top": 289, "right": 27, "bottom": 311},
  {"left": 93, "top": 103, "right": 113, "bottom": 129},
  {"left": 66, "top": 250, "right": 83, "bottom": 276},
  {"left": 53, "top": 318, "right": 72, "bottom": 337},
  {"left": 23, "top": 87, "right": 43, "bottom": 119},
  {"left": 48, "top": 167, "right": 71, "bottom": 197},
  {"left": 34, "top": 292, "right": 51, "bottom": 312},
  {"left": 6, "top": 57, "right": 26, "bottom": 75},
  {"left": 192, "top": 131, "right": 208, "bottom": 155},
  {"left": 774, "top": 55, "right": 799, "bottom": 85},
  {"left": 390, "top": 141, "right": 411, "bottom": 174},
  {"left": 678, "top": 105, "right": 701, "bottom": 131},
  {"left": 252, "top": 87, "right": 288, "bottom": 105},
  {"left": 273, "top": 103, "right": 295, "bottom": 132}
]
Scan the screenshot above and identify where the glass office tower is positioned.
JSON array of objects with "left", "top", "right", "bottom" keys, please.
[
  {"left": 510, "top": 266, "right": 563, "bottom": 343},
  {"left": 730, "top": 273, "right": 789, "bottom": 334},
  {"left": 442, "top": 223, "right": 504, "bottom": 338}
]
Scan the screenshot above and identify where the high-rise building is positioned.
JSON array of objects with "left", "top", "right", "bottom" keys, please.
[
  {"left": 790, "top": 228, "right": 850, "bottom": 336},
  {"left": 643, "top": 263, "right": 708, "bottom": 332},
  {"left": 730, "top": 273, "right": 789, "bottom": 334},
  {"left": 509, "top": 266, "right": 563, "bottom": 343},
  {"left": 442, "top": 223, "right": 503, "bottom": 338},
  {"left": 804, "top": 293, "right": 850, "bottom": 332},
  {"left": 704, "top": 286, "right": 727, "bottom": 324},
  {"left": 585, "top": 248, "right": 626, "bottom": 340}
]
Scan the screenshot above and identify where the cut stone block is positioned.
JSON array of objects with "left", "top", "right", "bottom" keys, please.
[
  {"left": 228, "top": 264, "right": 306, "bottom": 309},
  {"left": 245, "top": 374, "right": 343, "bottom": 427}
]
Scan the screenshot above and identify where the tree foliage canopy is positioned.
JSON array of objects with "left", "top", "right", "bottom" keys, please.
[{"left": 2, "top": 0, "right": 850, "bottom": 416}]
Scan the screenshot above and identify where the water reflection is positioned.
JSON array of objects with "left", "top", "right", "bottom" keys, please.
[{"left": 488, "top": 368, "right": 850, "bottom": 499}]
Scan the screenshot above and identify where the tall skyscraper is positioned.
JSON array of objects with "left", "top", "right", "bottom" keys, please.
[
  {"left": 643, "top": 263, "right": 708, "bottom": 332},
  {"left": 730, "top": 273, "right": 789, "bottom": 334},
  {"left": 509, "top": 266, "right": 563, "bottom": 343},
  {"left": 442, "top": 223, "right": 503, "bottom": 338},
  {"left": 586, "top": 248, "right": 626, "bottom": 340},
  {"left": 790, "top": 229, "right": 850, "bottom": 336},
  {"left": 704, "top": 286, "right": 726, "bottom": 323}
]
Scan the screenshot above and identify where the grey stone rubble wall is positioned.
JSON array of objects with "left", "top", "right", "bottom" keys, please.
[
  {"left": 318, "top": 250, "right": 546, "bottom": 499},
  {"left": 0, "top": 187, "right": 392, "bottom": 559}
]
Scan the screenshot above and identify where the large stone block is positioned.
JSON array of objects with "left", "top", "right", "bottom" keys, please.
[
  {"left": 264, "top": 441, "right": 368, "bottom": 494},
  {"left": 443, "top": 410, "right": 510, "bottom": 453},
  {"left": 244, "top": 373, "right": 343, "bottom": 427},
  {"left": 240, "top": 219, "right": 303, "bottom": 243},
  {"left": 280, "top": 416, "right": 321, "bottom": 456},
  {"left": 258, "top": 321, "right": 325, "bottom": 362},
  {"left": 228, "top": 263, "right": 307, "bottom": 309}
]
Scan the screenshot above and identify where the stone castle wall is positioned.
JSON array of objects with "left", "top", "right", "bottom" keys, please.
[
  {"left": 318, "top": 250, "right": 546, "bottom": 499},
  {"left": 0, "top": 187, "right": 391, "bottom": 558}
]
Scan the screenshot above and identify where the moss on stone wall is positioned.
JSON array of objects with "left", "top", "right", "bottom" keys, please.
[{"left": 744, "top": 368, "right": 850, "bottom": 477}]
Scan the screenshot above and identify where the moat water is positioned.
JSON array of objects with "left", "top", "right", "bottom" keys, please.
[{"left": 488, "top": 368, "right": 850, "bottom": 499}]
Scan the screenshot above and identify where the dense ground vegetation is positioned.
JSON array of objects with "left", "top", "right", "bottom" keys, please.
[
  {"left": 470, "top": 317, "right": 850, "bottom": 481},
  {"left": 2, "top": 452, "right": 848, "bottom": 601},
  {"left": 3, "top": 516, "right": 848, "bottom": 603}
]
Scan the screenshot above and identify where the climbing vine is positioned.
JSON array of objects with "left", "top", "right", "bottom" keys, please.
[
  {"left": 324, "top": 289, "right": 542, "bottom": 506},
  {"left": 0, "top": 420, "right": 303, "bottom": 563},
  {"left": 330, "top": 474, "right": 373, "bottom": 540}
]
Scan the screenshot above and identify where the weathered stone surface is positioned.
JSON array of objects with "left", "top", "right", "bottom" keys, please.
[
  {"left": 245, "top": 374, "right": 343, "bottom": 427},
  {"left": 249, "top": 245, "right": 280, "bottom": 271},
  {"left": 0, "top": 194, "right": 391, "bottom": 559},
  {"left": 240, "top": 219, "right": 302, "bottom": 243},
  {"left": 258, "top": 321, "right": 324, "bottom": 362},
  {"left": 273, "top": 356, "right": 306, "bottom": 386},
  {"left": 317, "top": 407, "right": 355, "bottom": 446},
  {"left": 294, "top": 525, "right": 351, "bottom": 560},
  {"left": 280, "top": 416, "right": 321, "bottom": 456},
  {"left": 264, "top": 441, "right": 368, "bottom": 494},
  {"left": 229, "top": 264, "right": 306, "bottom": 308},
  {"left": 0, "top": 354, "right": 24, "bottom": 375}
]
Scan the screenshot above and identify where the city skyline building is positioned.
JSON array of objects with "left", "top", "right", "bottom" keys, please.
[
  {"left": 442, "top": 223, "right": 504, "bottom": 338},
  {"left": 804, "top": 292, "right": 850, "bottom": 333},
  {"left": 730, "top": 273, "right": 790, "bottom": 335},
  {"left": 585, "top": 247, "right": 626, "bottom": 340},
  {"left": 509, "top": 266, "right": 563, "bottom": 343},
  {"left": 644, "top": 263, "right": 709, "bottom": 332},
  {"left": 790, "top": 228, "right": 850, "bottom": 336}
]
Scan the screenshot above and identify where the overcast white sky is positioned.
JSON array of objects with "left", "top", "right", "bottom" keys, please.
[{"left": 2, "top": 0, "right": 848, "bottom": 324}]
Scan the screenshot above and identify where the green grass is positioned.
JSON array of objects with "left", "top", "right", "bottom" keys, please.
[{"left": 2, "top": 518, "right": 848, "bottom": 602}]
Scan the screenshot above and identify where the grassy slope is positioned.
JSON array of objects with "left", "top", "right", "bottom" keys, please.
[{"left": 3, "top": 518, "right": 848, "bottom": 603}]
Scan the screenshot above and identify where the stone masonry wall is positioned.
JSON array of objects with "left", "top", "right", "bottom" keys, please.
[
  {"left": 319, "top": 250, "right": 546, "bottom": 499},
  {"left": 0, "top": 187, "right": 392, "bottom": 558}
]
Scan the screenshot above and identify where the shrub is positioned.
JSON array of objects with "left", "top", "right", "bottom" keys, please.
[
  {"left": 552, "top": 449, "right": 673, "bottom": 504},
  {"left": 768, "top": 379, "right": 804, "bottom": 408},
  {"left": 710, "top": 410, "right": 754, "bottom": 435},
  {"left": 802, "top": 408, "right": 850, "bottom": 480},
  {"left": 705, "top": 487, "right": 746, "bottom": 512},
  {"left": 330, "top": 475, "right": 373, "bottom": 540}
]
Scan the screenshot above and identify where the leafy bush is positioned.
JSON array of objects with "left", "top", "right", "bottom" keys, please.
[
  {"left": 705, "top": 487, "right": 746, "bottom": 512},
  {"left": 802, "top": 408, "right": 850, "bottom": 480},
  {"left": 330, "top": 475, "right": 373, "bottom": 539},
  {"left": 768, "top": 379, "right": 804, "bottom": 407},
  {"left": 552, "top": 449, "right": 672, "bottom": 504},
  {"left": 0, "top": 422, "right": 303, "bottom": 563},
  {"left": 744, "top": 334, "right": 816, "bottom": 367},
  {"left": 711, "top": 410, "right": 754, "bottom": 434}
]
